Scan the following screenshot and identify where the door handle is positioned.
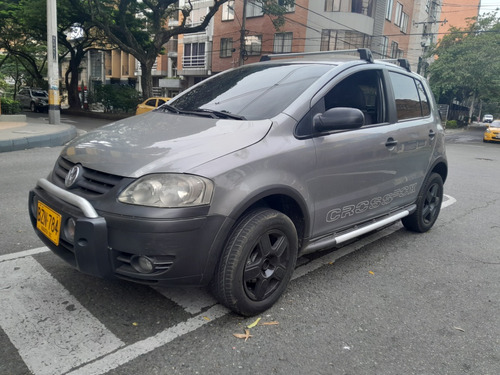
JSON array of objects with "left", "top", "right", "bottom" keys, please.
[{"left": 385, "top": 137, "right": 398, "bottom": 148}]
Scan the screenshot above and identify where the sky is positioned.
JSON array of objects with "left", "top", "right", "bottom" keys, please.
[{"left": 480, "top": 0, "right": 500, "bottom": 15}]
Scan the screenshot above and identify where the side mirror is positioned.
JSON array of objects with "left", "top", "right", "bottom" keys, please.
[{"left": 313, "top": 107, "right": 365, "bottom": 133}]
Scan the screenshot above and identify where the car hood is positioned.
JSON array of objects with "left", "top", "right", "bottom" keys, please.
[{"left": 62, "top": 112, "right": 272, "bottom": 178}]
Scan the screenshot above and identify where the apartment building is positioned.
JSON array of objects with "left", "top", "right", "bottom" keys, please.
[{"left": 382, "top": 0, "right": 414, "bottom": 59}]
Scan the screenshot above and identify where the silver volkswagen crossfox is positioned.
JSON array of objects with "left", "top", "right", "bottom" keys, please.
[{"left": 29, "top": 49, "right": 447, "bottom": 316}]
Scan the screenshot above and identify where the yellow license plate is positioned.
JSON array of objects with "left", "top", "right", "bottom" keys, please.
[{"left": 36, "top": 201, "right": 62, "bottom": 246}]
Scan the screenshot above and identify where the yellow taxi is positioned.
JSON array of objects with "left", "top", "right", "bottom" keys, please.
[
  {"left": 135, "top": 97, "right": 170, "bottom": 115},
  {"left": 483, "top": 120, "right": 500, "bottom": 142}
]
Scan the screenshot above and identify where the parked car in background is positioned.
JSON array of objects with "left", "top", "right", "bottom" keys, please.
[
  {"left": 135, "top": 97, "right": 170, "bottom": 115},
  {"left": 483, "top": 114, "right": 494, "bottom": 123},
  {"left": 483, "top": 120, "right": 500, "bottom": 142},
  {"left": 17, "top": 88, "right": 49, "bottom": 112}
]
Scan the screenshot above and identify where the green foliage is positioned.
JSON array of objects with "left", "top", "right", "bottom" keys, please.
[
  {"left": 429, "top": 14, "right": 500, "bottom": 106},
  {"left": 446, "top": 120, "right": 458, "bottom": 129},
  {"left": 91, "top": 84, "right": 141, "bottom": 113},
  {"left": 0, "top": 97, "right": 22, "bottom": 114}
]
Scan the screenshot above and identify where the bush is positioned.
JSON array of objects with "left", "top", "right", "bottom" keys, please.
[
  {"left": 91, "top": 84, "right": 141, "bottom": 113},
  {"left": 446, "top": 120, "right": 458, "bottom": 128},
  {"left": 0, "top": 97, "right": 22, "bottom": 114}
]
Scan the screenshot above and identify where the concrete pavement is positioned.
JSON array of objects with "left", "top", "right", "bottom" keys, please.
[{"left": 0, "top": 114, "right": 77, "bottom": 153}]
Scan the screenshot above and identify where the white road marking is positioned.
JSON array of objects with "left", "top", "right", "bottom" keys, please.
[
  {"left": 0, "top": 256, "right": 124, "bottom": 375},
  {"left": 153, "top": 286, "right": 217, "bottom": 314},
  {"left": 66, "top": 304, "right": 229, "bottom": 375},
  {"left": 442, "top": 194, "right": 456, "bottom": 209},
  {"left": 0, "top": 246, "right": 49, "bottom": 262},
  {"left": 1, "top": 195, "right": 457, "bottom": 374}
]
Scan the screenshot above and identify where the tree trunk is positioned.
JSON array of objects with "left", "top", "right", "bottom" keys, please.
[
  {"left": 66, "top": 57, "right": 82, "bottom": 110},
  {"left": 139, "top": 60, "right": 155, "bottom": 100},
  {"left": 468, "top": 91, "right": 476, "bottom": 124}
]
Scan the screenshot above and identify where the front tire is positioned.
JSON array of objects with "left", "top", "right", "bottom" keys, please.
[
  {"left": 402, "top": 173, "right": 443, "bottom": 233},
  {"left": 211, "top": 208, "right": 298, "bottom": 316},
  {"left": 30, "top": 102, "right": 37, "bottom": 112}
]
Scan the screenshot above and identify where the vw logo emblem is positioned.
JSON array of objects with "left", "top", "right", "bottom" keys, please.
[{"left": 65, "top": 165, "right": 82, "bottom": 188}]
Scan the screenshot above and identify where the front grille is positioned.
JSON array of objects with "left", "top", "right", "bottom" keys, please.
[{"left": 53, "top": 157, "right": 123, "bottom": 197}]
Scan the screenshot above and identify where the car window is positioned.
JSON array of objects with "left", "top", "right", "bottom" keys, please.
[
  {"left": 388, "top": 71, "right": 428, "bottom": 121},
  {"left": 171, "top": 63, "right": 333, "bottom": 120},
  {"left": 324, "top": 69, "right": 386, "bottom": 125},
  {"left": 415, "top": 80, "right": 430, "bottom": 116},
  {"left": 145, "top": 99, "right": 157, "bottom": 106},
  {"left": 158, "top": 99, "right": 166, "bottom": 106},
  {"left": 32, "top": 90, "right": 48, "bottom": 97}
]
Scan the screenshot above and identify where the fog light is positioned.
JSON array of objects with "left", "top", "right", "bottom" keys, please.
[
  {"left": 64, "top": 218, "right": 76, "bottom": 242},
  {"left": 131, "top": 256, "right": 155, "bottom": 274}
]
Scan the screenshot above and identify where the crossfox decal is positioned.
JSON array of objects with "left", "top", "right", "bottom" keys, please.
[{"left": 326, "top": 183, "right": 418, "bottom": 222}]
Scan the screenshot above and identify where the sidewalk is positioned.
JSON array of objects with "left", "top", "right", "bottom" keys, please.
[{"left": 0, "top": 114, "right": 77, "bottom": 153}]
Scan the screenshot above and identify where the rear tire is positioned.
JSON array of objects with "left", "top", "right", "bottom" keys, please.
[
  {"left": 402, "top": 173, "right": 443, "bottom": 233},
  {"left": 211, "top": 208, "right": 298, "bottom": 316}
]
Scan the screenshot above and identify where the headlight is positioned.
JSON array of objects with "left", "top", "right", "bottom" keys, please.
[
  {"left": 118, "top": 174, "right": 214, "bottom": 208},
  {"left": 485, "top": 128, "right": 491, "bottom": 133}
]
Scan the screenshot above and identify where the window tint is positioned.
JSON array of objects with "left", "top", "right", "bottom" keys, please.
[
  {"left": 172, "top": 64, "right": 332, "bottom": 120},
  {"left": 415, "top": 80, "right": 430, "bottom": 116},
  {"left": 325, "top": 70, "right": 386, "bottom": 125},
  {"left": 145, "top": 99, "right": 156, "bottom": 107},
  {"left": 389, "top": 71, "right": 423, "bottom": 120}
]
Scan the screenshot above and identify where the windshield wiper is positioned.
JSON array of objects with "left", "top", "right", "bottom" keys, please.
[
  {"left": 156, "top": 104, "right": 183, "bottom": 114},
  {"left": 189, "top": 109, "right": 246, "bottom": 120},
  {"left": 156, "top": 104, "right": 246, "bottom": 120}
]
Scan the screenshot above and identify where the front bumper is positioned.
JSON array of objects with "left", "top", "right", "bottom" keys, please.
[
  {"left": 29, "top": 178, "right": 229, "bottom": 286},
  {"left": 483, "top": 132, "right": 500, "bottom": 142}
]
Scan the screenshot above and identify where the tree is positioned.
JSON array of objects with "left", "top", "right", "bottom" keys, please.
[
  {"left": 429, "top": 13, "right": 500, "bottom": 120},
  {"left": 0, "top": 0, "right": 48, "bottom": 89},
  {"left": 72, "top": 0, "right": 295, "bottom": 99}
]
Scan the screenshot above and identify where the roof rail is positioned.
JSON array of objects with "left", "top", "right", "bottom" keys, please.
[
  {"left": 260, "top": 48, "right": 374, "bottom": 63},
  {"left": 378, "top": 58, "right": 411, "bottom": 72}
]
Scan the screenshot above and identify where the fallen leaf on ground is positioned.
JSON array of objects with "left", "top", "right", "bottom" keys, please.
[
  {"left": 260, "top": 321, "right": 279, "bottom": 326},
  {"left": 233, "top": 329, "right": 252, "bottom": 341},
  {"left": 247, "top": 317, "right": 261, "bottom": 328},
  {"left": 453, "top": 326, "right": 465, "bottom": 332}
]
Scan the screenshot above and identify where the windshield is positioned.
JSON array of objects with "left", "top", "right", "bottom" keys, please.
[
  {"left": 490, "top": 120, "right": 500, "bottom": 128},
  {"left": 33, "top": 90, "right": 48, "bottom": 97},
  {"left": 171, "top": 63, "right": 332, "bottom": 120}
]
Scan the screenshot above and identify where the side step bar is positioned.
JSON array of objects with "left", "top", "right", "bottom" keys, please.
[{"left": 301, "top": 205, "right": 415, "bottom": 255}]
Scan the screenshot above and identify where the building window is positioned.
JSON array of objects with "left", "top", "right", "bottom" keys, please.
[
  {"left": 381, "top": 36, "right": 389, "bottom": 58},
  {"left": 273, "top": 32, "right": 293, "bottom": 53},
  {"left": 278, "top": 0, "right": 295, "bottom": 12},
  {"left": 325, "top": 0, "right": 341, "bottom": 12},
  {"left": 246, "top": 0, "right": 264, "bottom": 18},
  {"left": 320, "top": 29, "right": 371, "bottom": 51},
  {"left": 183, "top": 42, "right": 206, "bottom": 67},
  {"left": 222, "top": 0, "right": 235, "bottom": 21},
  {"left": 390, "top": 41, "right": 399, "bottom": 58},
  {"left": 385, "top": 0, "right": 393, "bottom": 20},
  {"left": 394, "top": 2, "right": 403, "bottom": 26},
  {"left": 245, "top": 35, "right": 262, "bottom": 55},
  {"left": 400, "top": 12, "right": 409, "bottom": 33},
  {"left": 220, "top": 38, "right": 233, "bottom": 57}
]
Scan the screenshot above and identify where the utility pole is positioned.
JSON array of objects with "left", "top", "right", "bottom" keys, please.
[
  {"left": 239, "top": 0, "right": 247, "bottom": 66},
  {"left": 47, "top": 0, "right": 60, "bottom": 124}
]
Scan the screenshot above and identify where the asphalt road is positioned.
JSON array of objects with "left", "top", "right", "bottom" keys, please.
[{"left": 0, "top": 123, "right": 499, "bottom": 375}]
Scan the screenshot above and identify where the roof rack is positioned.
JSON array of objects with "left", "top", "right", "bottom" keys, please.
[
  {"left": 260, "top": 48, "right": 374, "bottom": 63},
  {"left": 378, "top": 58, "right": 411, "bottom": 72}
]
